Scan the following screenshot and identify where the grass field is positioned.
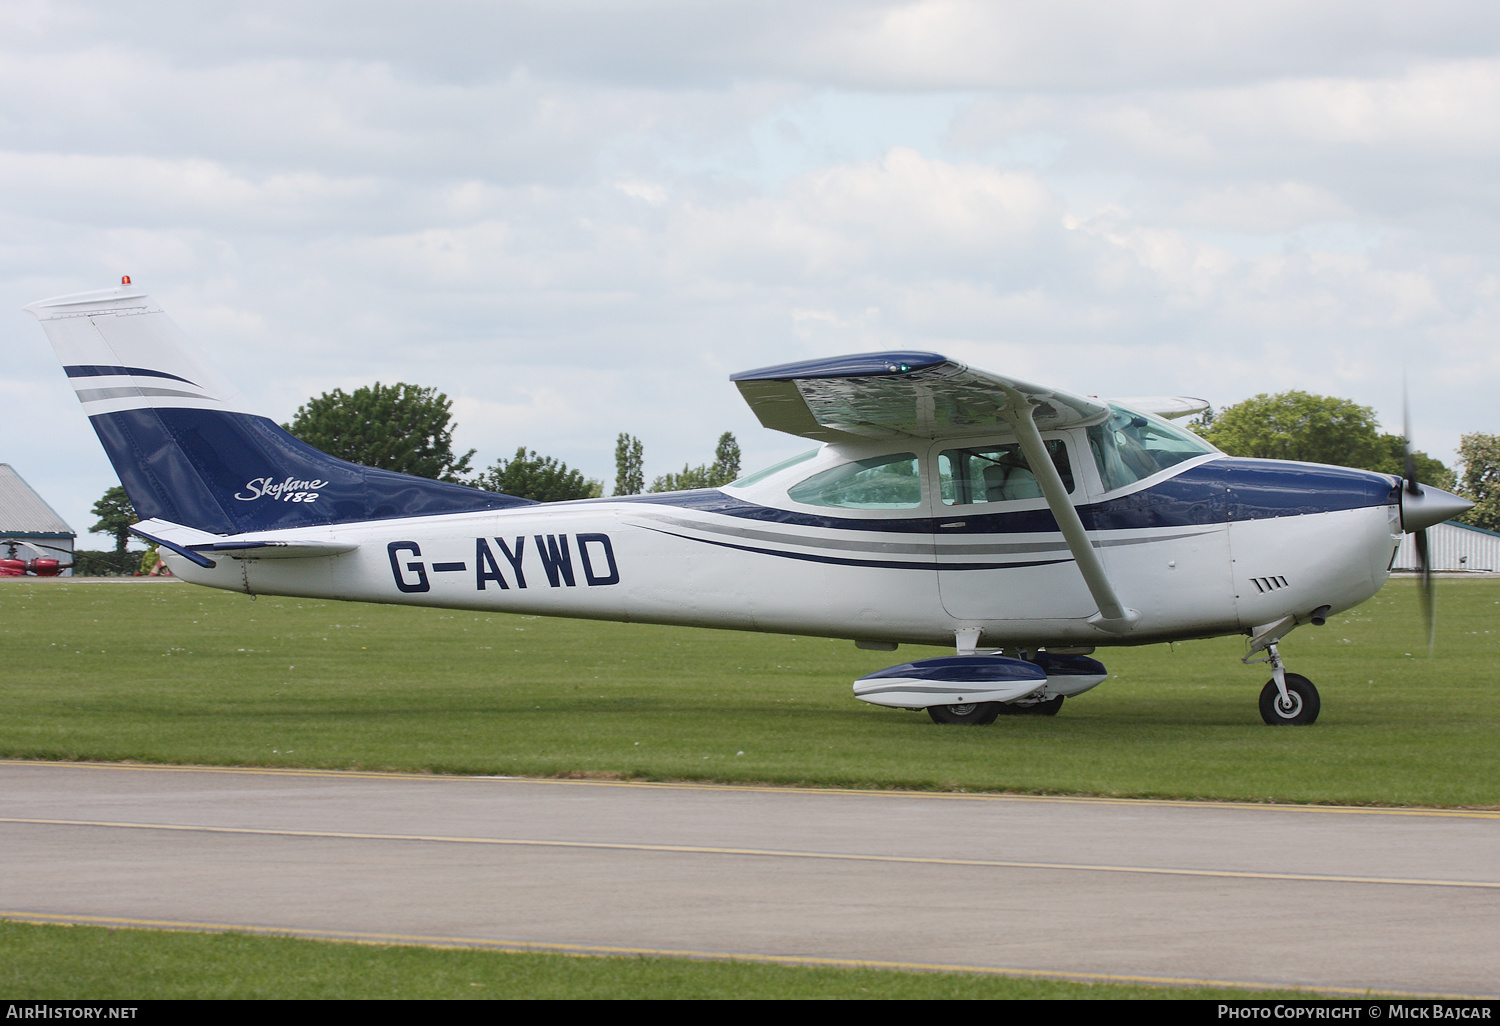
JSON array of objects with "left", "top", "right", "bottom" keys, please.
[
  {"left": 0, "top": 920, "right": 1316, "bottom": 1000},
  {"left": 3, "top": 576, "right": 1493, "bottom": 999},
  {"left": 1, "top": 575, "right": 1496, "bottom": 805}
]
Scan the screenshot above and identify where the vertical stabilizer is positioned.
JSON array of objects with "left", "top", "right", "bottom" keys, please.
[{"left": 26, "top": 284, "right": 533, "bottom": 536}]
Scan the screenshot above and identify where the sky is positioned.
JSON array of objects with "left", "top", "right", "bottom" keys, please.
[{"left": 4, "top": 0, "right": 1500, "bottom": 546}]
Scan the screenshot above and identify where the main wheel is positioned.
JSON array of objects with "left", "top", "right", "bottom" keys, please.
[
  {"left": 1023, "top": 695, "right": 1065, "bottom": 716},
  {"left": 1258, "top": 674, "right": 1320, "bottom": 726},
  {"left": 927, "top": 702, "right": 1002, "bottom": 725}
]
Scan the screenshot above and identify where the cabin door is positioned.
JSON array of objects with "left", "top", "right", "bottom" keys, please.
[{"left": 929, "top": 434, "right": 1096, "bottom": 623}]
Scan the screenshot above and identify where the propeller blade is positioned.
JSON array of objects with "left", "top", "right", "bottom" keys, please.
[
  {"left": 24, "top": 541, "right": 75, "bottom": 556},
  {"left": 1401, "top": 382, "right": 1449, "bottom": 656},
  {"left": 1415, "top": 527, "right": 1434, "bottom": 656}
]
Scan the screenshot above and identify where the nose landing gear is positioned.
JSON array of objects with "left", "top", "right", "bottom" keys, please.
[
  {"left": 1259, "top": 673, "right": 1320, "bottom": 725},
  {"left": 1250, "top": 641, "right": 1320, "bottom": 726}
]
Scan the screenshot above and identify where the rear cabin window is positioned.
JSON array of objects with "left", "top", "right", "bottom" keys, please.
[
  {"left": 938, "top": 440, "right": 1074, "bottom": 506},
  {"left": 787, "top": 453, "right": 922, "bottom": 509},
  {"left": 730, "top": 447, "right": 818, "bottom": 489}
]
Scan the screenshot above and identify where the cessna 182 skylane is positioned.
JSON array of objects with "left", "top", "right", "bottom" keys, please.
[{"left": 26, "top": 282, "right": 1472, "bottom": 726}]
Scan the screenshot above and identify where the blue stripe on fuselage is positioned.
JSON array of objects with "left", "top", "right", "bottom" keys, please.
[
  {"left": 636, "top": 524, "right": 1073, "bottom": 572},
  {"left": 616, "top": 459, "right": 1399, "bottom": 535}
]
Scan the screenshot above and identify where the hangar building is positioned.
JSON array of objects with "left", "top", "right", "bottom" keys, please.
[
  {"left": 0, "top": 464, "right": 76, "bottom": 576},
  {"left": 1393, "top": 519, "right": 1500, "bottom": 572}
]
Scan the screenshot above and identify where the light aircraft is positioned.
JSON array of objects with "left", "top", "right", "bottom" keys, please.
[{"left": 25, "top": 281, "right": 1472, "bottom": 726}]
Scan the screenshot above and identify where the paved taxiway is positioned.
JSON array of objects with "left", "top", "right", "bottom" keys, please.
[{"left": 2, "top": 760, "right": 1496, "bottom": 996}]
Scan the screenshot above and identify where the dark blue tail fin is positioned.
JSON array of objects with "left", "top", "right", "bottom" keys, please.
[{"left": 26, "top": 285, "right": 533, "bottom": 536}]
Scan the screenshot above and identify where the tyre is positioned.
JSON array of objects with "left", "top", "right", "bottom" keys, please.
[
  {"left": 1023, "top": 695, "right": 1064, "bottom": 716},
  {"left": 927, "top": 702, "right": 1002, "bottom": 725},
  {"left": 1258, "top": 674, "right": 1320, "bottom": 726}
]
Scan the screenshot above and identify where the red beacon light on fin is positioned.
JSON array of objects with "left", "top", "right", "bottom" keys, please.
[{"left": 121, "top": 275, "right": 131, "bottom": 285}]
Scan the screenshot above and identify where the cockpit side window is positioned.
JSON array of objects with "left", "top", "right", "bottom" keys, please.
[
  {"left": 787, "top": 453, "right": 922, "bottom": 509},
  {"left": 1088, "top": 405, "right": 1217, "bottom": 492},
  {"left": 938, "top": 440, "right": 1073, "bottom": 506}
]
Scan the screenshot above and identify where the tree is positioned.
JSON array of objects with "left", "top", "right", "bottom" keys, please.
[
  {"left": 1457, "top": 432, "right": 1500, "bottom": 532},
  {"left": 89, "top": 485, "right": 136, "bottom": 554},
  {"left": 1196, "top": 390, "right": 1452, "bottom": 484},
  {"left": 650, "top": 432, "right": 742, "bottom": 492},
  {"left": 1196, "top": 391, "right": 1386, "bottom": 467},
  {"left": 285, "top": 382, "right": 476, "bottom": 482},
  {"left": 71, "top": 550, "right": 140, "bottom": 576},
  {"left": 614, "top": 433, "right": 644, "bottom": 496},
  {"left": 475, "top": 447, "right": 603, "bottom": 503},
  {"left": 712, "top": 432, "right": 742, "bottom": 483},
  {"left": 1371, "top": 434, "right": 1457, "bottom": 492}
]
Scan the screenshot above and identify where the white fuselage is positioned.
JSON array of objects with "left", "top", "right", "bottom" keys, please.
[
  {"left": 161, "top": 433, "right": 1403, "bottom": 651},
  {"left": 22, "top": 284, "right": 1433, "bottom": 710}
]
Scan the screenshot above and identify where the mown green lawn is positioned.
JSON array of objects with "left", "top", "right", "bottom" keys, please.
[
  {"left": 0, "top": 920, "right": 1317, "bottom": 1000},
  {"left": 2, "top": 576, "right": 1496, "bottom": 805}
]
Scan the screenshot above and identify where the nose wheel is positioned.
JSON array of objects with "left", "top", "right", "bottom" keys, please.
[
  {"left": 1251, "top": 641, "right": 1321, "bottom": 725},
  {"left": 1245, "top": 639, "right": 1321, "bottom": 725},
  {"left": 1259, "top": 673, "right": 1319, "bottom": 725}
]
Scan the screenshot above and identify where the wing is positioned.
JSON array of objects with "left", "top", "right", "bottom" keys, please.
[
  {"left": 732, "top": 351, "right": 1141, "bottom": 634},
  {"left": 731, "top": 352, "right": 1109, "bottom": 441},
  {"left": 1108, "top": 396, "right": 1210, "bottom": 420}
]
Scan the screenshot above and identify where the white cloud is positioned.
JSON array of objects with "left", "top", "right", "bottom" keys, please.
[{"left": 5, "top": 1, "right": 1500, "bottom": 537}]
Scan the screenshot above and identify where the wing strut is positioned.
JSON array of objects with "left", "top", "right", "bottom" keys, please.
[{"left": 999, "top": 388, "right": 1140, "bottom": 636}]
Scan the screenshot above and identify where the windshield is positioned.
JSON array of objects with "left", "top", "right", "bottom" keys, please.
[{"left": 1088, "top": 405, "right": 1217, "bottom": 492}]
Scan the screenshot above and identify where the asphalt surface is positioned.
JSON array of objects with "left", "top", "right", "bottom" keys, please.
[{"left": 1, "top": 760, "right": 1496, "bottom": 997}]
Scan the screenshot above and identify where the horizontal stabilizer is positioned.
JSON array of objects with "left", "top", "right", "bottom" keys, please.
[
  {"left": 130, "top": 519, "right": 221, "bottom": 568},
  {"left": 732, "top": 352, "right": 1109, "bottom": 441},
  {"left": 131, "top": 518, "right": 359, "bottom": 566},
  {"left": 191, "top": 539, "right": 359, "bottom": 559}
]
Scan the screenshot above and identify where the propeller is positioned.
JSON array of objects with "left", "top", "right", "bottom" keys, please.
[
  {"left": 1402, "top": 390, "right": 1434, "bottom": 652},
  {"left": 1399, "top": 386, "right": 1474, "bottom": 654}
]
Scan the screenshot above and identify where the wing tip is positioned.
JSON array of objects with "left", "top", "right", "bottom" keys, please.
[{"left": 730, "top": 351, "right": 951, "bottom": 383}]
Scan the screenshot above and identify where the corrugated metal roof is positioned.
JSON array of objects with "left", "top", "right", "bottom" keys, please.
[{"left": 0, "top": 464, "right": 75, "bottom": 537}]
